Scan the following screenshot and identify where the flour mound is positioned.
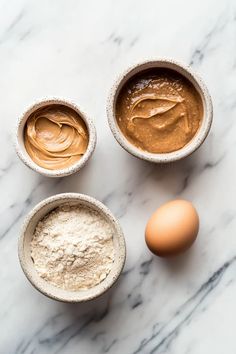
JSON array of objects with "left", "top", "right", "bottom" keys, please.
[{"left": 31, "top": 204, "right": 115, "bottom": 291}]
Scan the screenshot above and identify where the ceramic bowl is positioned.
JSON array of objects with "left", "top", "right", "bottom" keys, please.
[
  {"left": 15, "top": 98, "right": 97, "bottom": 177},
  {"left": 107, "top": 58, "right": 213, "bottom": 163},
  {"left": 18, "top": 193, "right": 126, "bottom": 303}
]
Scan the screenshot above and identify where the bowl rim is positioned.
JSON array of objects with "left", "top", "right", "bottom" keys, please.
[
  {"left": 14, "top": 97, "right": 97, "bottom": 177},
  {"left": 18, "top": 193, "right": 126, "bottom": 303},
  {"left": 107, "top": 58, "right": 213, "bottom": 163}
]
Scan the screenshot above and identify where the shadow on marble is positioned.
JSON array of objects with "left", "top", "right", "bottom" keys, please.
[{"left": 152, "top": 246, "right": 197, "bottom": 275}]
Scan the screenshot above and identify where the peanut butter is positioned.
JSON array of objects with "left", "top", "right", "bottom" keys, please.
[
  {"left": 116, "top": 69, "right": 203, "bottom": 153},
  {"left": 24, "top": 105, "right": 88, "bottom": 170}
]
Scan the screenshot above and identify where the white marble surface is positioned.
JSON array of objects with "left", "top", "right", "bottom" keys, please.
[{"left": 1, "top": 0, "right": 236, "bottom": 353}]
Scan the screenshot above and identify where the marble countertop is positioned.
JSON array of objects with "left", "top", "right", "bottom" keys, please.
[{"left": 1, "top": 0, "right": 236, "bottom": 353}]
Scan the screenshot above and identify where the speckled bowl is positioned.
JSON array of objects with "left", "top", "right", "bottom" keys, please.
[
  {"left": 18, "top": 193, "right": 126, "bottom": 303},
  {"left": 107, "top": 59, "right": 213, "bottom": 163},
  {"left": 15, "top": 98, "right": 97, "bottom": 177}
]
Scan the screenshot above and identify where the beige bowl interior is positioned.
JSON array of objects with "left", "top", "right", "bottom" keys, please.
[
  {"left": 15, "top": 98, "right": 97, "bottom": 177},
  {"left": 18, "top": 193, "right": 126, "bottom": 302},
  {"left": 107, "top": 59, "right": 213, "bottom": 163}
]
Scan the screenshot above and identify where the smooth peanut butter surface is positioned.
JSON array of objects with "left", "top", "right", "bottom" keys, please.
[
  {"left": 116, "top": 69, "right": 203, "bottom": 153},
  {"left": 24, "top": 105, "right": 88, "bottom": 170}
]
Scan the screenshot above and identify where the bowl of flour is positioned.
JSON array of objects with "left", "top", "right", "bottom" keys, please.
[{"left": 18, "top": 193, "right": 126, "bottom": 302}]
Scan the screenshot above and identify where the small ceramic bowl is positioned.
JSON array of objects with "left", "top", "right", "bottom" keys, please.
[
  {"left": 15, "top": 98, "right": 97, "bottom": 177},
  {"left": 18, "top": 193, "right": 126, "bottom": 303},
  {"left": 107, "top": 59, "right": 213, "bottom": 163}
]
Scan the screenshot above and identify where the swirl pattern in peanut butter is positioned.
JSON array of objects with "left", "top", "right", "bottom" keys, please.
[
  {"left": 24, "top": 105, "right": 88, "bottom": 170},
  {"left": 116, "top": 69, "right": 203, "bottom": 153}
]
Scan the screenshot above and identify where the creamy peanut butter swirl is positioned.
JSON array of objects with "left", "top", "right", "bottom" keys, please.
[
  {"left": 24, "top": 105, "right": 88, "bottom": 170},
  {"left": 116, "top": 69, "right": 203, "bottom": 153}
]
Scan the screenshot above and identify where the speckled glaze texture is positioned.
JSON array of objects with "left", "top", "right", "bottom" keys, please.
[
  {"left": 107, "top": 59, "right": 213, "bottom": 163},
  {"left": 18, "top": 193, "right": 126, "bottom": 303},
  {"left": 15, "top": 98, "right": 97, "bottom": 177}
]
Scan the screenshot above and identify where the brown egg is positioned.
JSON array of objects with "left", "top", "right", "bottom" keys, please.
[{"left": 145, "top": 200, "right": 199, "bottom": 257}]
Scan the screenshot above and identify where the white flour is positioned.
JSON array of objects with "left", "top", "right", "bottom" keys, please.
[{"left": 30, "top": 204, "right": 115, "bottom": 291}]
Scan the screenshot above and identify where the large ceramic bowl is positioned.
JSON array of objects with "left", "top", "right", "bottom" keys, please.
[
  {"left": 18, "top": 193, "right": 126, "bottom": 302},
  {"left": 107, "top": 58, "right": 213, "bottom": 163}
]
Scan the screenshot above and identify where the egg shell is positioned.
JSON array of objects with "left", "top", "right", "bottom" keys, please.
[{"left": 145, "top": 200, "right": 199, "bottom": 257}]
